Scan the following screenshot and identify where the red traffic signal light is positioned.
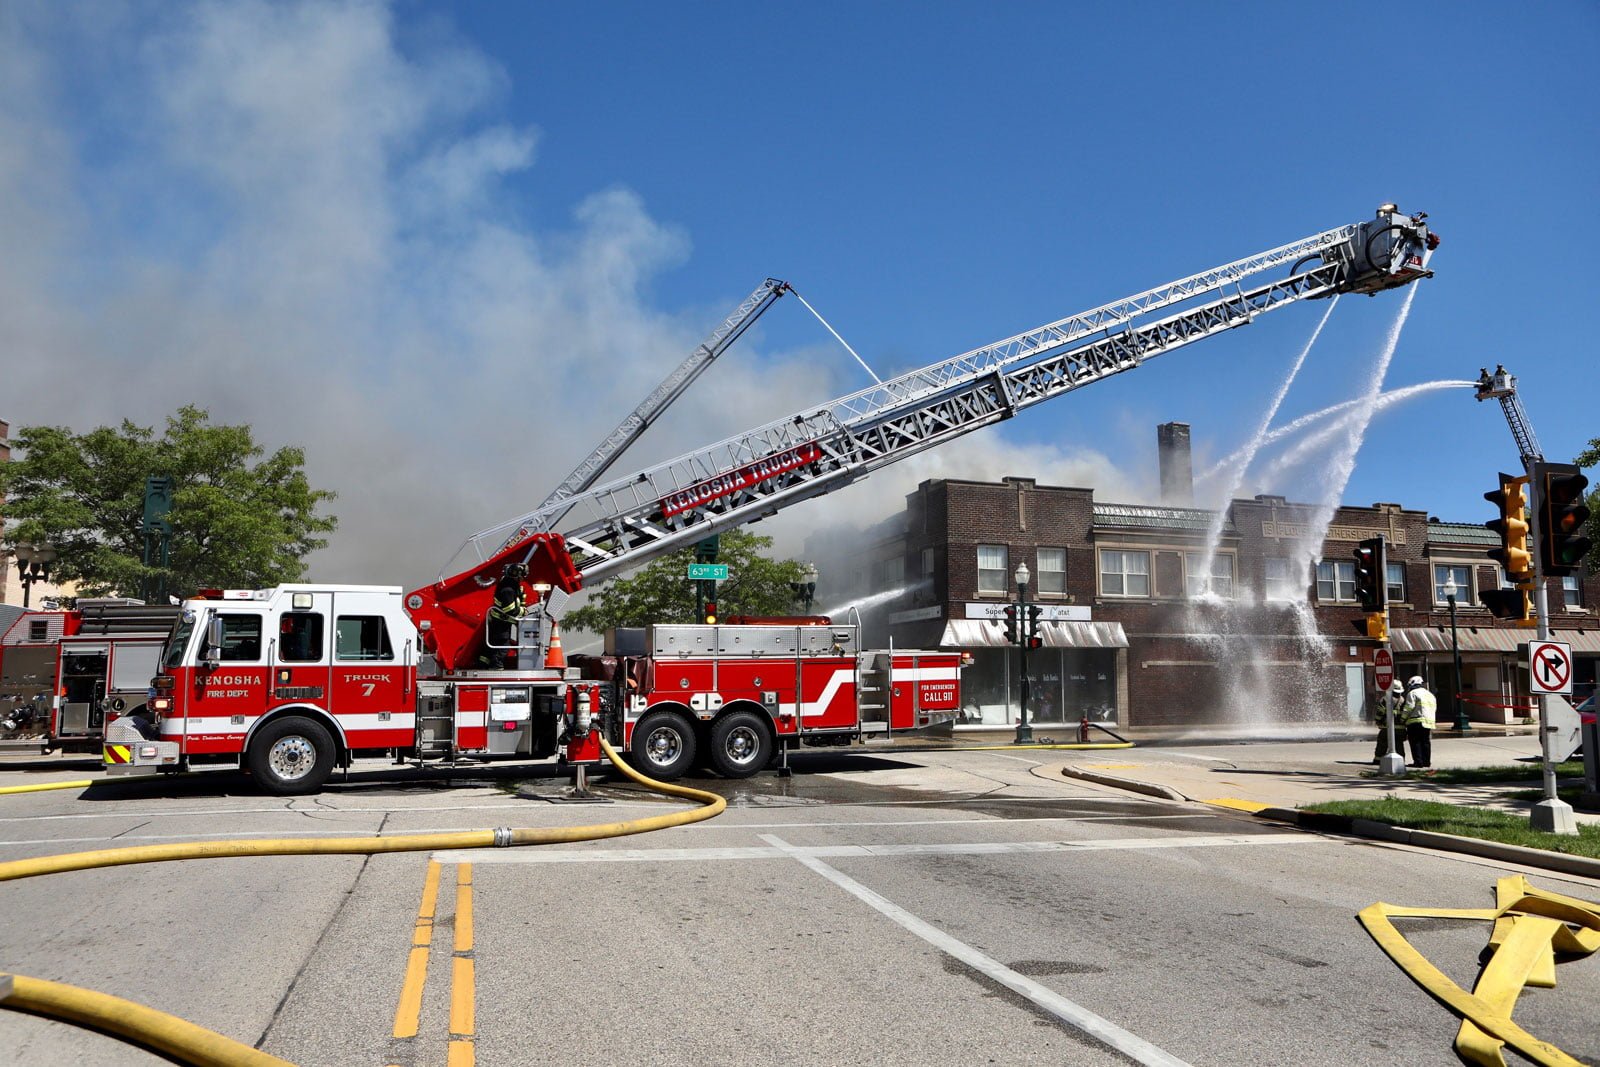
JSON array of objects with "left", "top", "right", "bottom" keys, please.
[
  {"left": 1352, "top": 536, "right": 1386, "bottom": 612},
  {"left": 704, "top": 601, "right": 718, "bottom": 625},
  {"left": 1537, "top": 461, "right": 1592, "bottom": 576},
  {"left": 1000, "top": 603, "right": 1019, "bottom": 644},
  {"left": 1484, "top": 473, "right": 1532, "bottom": 580}
]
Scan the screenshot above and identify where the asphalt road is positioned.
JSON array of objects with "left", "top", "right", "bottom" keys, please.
[{"left": 2, "top": 748, "right": 1598, "bottom": 1066}]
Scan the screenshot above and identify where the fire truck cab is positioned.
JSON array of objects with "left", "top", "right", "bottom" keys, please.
[{"left": 115, "top": 584, "right": 572, "bottom": 793}]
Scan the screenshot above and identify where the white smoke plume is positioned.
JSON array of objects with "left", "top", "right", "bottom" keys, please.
[{"left": 0, "top": 3, "right": 1150, "bottom": 595}]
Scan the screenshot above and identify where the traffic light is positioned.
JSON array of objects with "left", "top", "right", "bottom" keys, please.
[
  {"left": 1536, "top": 461, "right": 1592, "bottom": 577},
  {"left": 1479, "top": 587, "right": 1533, "bottom": 625},
  {"left": 1352, "top": 537, "right": 1386, "bottom": 612},
  {"left": 1365, "top": 612, "right": 1388, "bottom": 643},
  {"left": 1001, "top": 604, "right": 1019, "bottom": 644},
  {"left": 704, "top": 601, "right": 717, "bottom": 625},
  {"left": 1026, "top": 634, "right": 1043, "bottom": 650},
  {"left": 1484, "top": 473, "right": 1532, "bottom": 580}
]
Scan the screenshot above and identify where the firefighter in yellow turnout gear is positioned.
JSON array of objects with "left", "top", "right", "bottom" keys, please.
[{"left": 1402, "top": 675, "right": 1437, "bottom": 770}]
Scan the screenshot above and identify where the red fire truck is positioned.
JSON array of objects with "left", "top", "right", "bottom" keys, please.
[
  {"left": 1, "top": 601, "right": 179, "bottom": 755},
  {"left": 111, "top": 584, "right": 962, "bottom": 793},
  {"left": 104, "top": 208, "right": 1437, "bottom": 794}
]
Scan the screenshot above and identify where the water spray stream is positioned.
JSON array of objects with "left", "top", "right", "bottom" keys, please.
[
  {"left": 1253, "top": 380, "right": 1475, "bottom": 486},
  {"left": 1292, "top": 283, "right": 1420, "bottom": 575},
  {"left": 1196, "top": 379, "right": 1477, "bottom": 486},
  {"left": 816, "top": 581, "right": 925, "bottom": 620},
  {"left": 1191, "top": 296, "right": 1340, "bottom": 592}
]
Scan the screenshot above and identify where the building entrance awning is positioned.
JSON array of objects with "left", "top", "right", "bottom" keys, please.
[
  {"left": 1391, "top": 627, "right": 1600, "bottom": 654},
  {"left": 939, "top": 619, "right": 1128, "bottom": 649}
]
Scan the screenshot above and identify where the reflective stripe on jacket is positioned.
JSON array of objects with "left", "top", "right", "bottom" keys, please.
[{"left": 1403, "top": 688, "right": 1437, "bottom": 729}]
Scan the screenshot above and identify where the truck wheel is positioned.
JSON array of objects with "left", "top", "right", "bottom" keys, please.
[
  {"left": 248, "top": 716, "right": 335, "bottom": 796},
  {"left": 630, "top": 711, "right": 697, "bottom": 781},
  {"left": 708, "top": 710, "right": 771, "bottom": 779}
]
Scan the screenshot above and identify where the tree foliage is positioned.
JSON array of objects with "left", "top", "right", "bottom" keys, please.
[
  {"left": 1, "top": 406, "right": 337, "bottom": 597},
  {"left": 563, "top": 529, "right": 808, "bottom": 634},
  {"left": 1575, "top": 436, "right": 1600, "bottom": 575}
]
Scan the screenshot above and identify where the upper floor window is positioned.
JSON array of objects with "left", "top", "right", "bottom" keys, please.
[
  {"left": 1036, "top": 548, "right": 1067, "bottom": 594},
  {"left": 1263, "top": 558, "right": 1296, "bottom": 602},
  {"left": 1385, "top": 562, "right": 1407, "bottom": 604},
  {"left": 1100, "top": 549, "right": 1151, "bottom": 598},
  {"left": 874, "top": 556, "right": 906, "bottom": 588},
  {"left": 1184, "top": 553, "right": 1234, "bottom": 598},
  {"left": 1315, "top": 560, "right": 1356, "bottom": 603},
  {"left": 1562, "top": 575, "right": 1583, "bottom": 609},
  {"left": 977, "top": 545, "right": 1009, "bottom": 595},
  {"left": 1433, "top": 564, "right": 1473, "bottom": 606},
  {"left": 921, "top": 547, "right": 937, "bottom": 579}
]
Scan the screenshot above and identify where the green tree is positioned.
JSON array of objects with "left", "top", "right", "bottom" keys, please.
[
  {"left": 0, "top": 406, "right": 337, "bottom": 597},
  {"left": 563, "top": 529, "right": 808, "bottom": 634},
  {"left": 1576, "top": 437, "right": 1600, "bottom": 575}
]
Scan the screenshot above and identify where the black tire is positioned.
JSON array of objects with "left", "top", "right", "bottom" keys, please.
[
  {"left": 247, "top": 715, "right": 336, "bottom": 796},
  {"left": 707, "top": 710, "right": 772, "bottom": 779},
  {"left": 630, "top": 710, "right": 697, "bottom": 781}
]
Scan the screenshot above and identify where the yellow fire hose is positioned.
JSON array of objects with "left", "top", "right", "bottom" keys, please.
[
  {"left": 0, "top": 779, "right": 97, "bottom": 796},
  {"left": 0, "top": 738, "right": 723, "bottom": 1064}
]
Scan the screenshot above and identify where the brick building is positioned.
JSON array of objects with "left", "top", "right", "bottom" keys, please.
[{"left": 823, "top": 431, "right": 1599, "bottom": 732}]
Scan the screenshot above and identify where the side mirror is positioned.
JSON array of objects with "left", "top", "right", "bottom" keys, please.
[{"left": 203, "top": 615, "right": 225, "bottom": 669}]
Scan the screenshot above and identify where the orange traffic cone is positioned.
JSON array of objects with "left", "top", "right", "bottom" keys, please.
[{"left": 545, "top": 622, "right": 566, "bottom": 670}]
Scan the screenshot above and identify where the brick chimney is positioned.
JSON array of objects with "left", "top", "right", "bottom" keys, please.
[{"left": 1157, "top": 422, "right": 1193, "bottom": 506}]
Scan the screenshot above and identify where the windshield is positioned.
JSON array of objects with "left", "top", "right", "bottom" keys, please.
[{"left": 162, "top": 616, "right": 196, "bottom": 670}]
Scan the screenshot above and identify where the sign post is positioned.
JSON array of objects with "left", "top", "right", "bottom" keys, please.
[{"left": 1374, "top": 644, "right": 1404, "bottom": 776}]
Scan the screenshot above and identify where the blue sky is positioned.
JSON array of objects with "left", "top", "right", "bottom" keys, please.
[{"left": 2, "top": 1, "right": 1595, "bottom": 584}]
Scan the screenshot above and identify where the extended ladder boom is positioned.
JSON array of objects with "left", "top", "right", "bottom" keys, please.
[
  {"left": 453, "top": 207, "right": 1437, "bottom": 592},
  {"left": 523, "top": 278, "right": 791, "bottom": 536}
]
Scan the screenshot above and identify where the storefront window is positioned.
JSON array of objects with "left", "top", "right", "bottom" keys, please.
[{"left": 956, "top": 647, "right": 1117, "bottom": 726}]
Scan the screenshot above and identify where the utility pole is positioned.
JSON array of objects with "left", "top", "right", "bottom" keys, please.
[{"left": 1475, "top": 366, "right": 1578, "bottom": 835}]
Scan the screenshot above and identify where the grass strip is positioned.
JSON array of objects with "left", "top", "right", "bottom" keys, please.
[
  {"left": 1303, "top": 796, "right": 1600, "bottom": 860},
  {"left": 1360, "top": 761, "right": 1584, "bottom": 785}
]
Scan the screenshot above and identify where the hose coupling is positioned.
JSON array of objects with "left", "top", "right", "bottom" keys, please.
[{"left": 492, "top": 827, "right": 515, "bottom": 847}]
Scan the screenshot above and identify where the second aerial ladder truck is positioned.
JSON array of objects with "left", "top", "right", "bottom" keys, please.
[{"left": 119, "top": 206, "right": 1438, "bottom": 794}]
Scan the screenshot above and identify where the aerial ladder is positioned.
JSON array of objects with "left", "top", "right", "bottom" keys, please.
[
  {"left": 408, "top": 206, "right": 1439, "bottom": 670},
  {"left": 518, "top": 277, "right": 791, "bottom": 537}
]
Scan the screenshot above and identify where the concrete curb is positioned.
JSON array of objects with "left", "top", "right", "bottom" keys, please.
[
  {"left": 1059, "top": 765, "right": 1188, "bottom": 803},
  {"left": 1062, "top": 764, "right": 1600, "bottom": 880},
  {"left": 1252, "top": 807, "right": 1600, "bottom": 880}
]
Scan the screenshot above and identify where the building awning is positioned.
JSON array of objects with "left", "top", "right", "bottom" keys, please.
[
  {"left": 1391, "top": 627, "right": 1600, "bottom": 654},
  {"left": 939, "top": 619, "right": 1128, "bottom": 649}
]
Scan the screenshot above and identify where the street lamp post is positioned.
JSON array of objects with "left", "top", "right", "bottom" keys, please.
[
  {"left": 792, "top": 562, "right": 819, "bottom": 614},
  {"left": 1014, "top": 562, "right": 1033, "bottom": 745},
  {"left": 1444, "top": 574, "right": 1469, "bottom": 732},
  {"left": 12, "top": 542, "right": 57, "bottom": 609}
]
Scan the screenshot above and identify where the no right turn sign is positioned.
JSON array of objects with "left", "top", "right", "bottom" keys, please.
[{"left": 1528, "top": 640, "right": 1573, "bottom": 696}]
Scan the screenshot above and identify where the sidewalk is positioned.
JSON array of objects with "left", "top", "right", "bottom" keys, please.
[{"left": 1046, "top": 729, "right": 1600, "bottom": 880}]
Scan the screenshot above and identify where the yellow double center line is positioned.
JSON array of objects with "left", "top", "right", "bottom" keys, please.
[{"left": 390, "top": 860, "right": 476, "bottom": 1066}]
